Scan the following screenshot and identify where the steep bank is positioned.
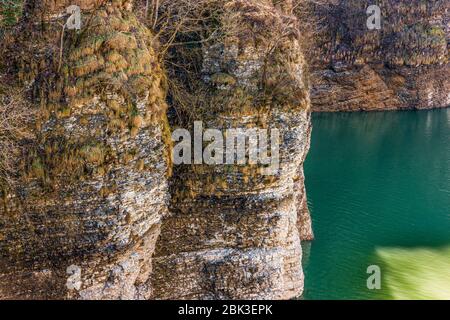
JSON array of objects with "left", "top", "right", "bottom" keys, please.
[{"left": 300, "top": 0, "right": 449, "bottom": 112}]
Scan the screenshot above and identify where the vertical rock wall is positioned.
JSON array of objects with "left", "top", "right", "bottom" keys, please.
[
  {"left": 0, "top": 0, "right": 170, "bottom": 299},
  {"left": 300, "top": 0, "right": 449, "bottom": 111},
  {"left": 151, "top": 0, "right": 312, "bottom": 300},
  {"left": 0, "top": 0, "right": 313, "bottom": 300}
]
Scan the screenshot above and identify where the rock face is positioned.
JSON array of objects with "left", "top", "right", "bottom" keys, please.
[
  {"left": 0, "top": 0, "right": 170, "bottom": 299},
  {"left": 151, "top": 0, "right": 312, "bottom": 300},
  {"left": 301, "top": 0, "right": 449, "bottom": 112},
  {"left": 0, "top": 0, "right": 313, "bottom": 300}
]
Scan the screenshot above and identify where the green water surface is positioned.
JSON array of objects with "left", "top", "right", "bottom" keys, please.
[{"left": 302, "top": 109, "right": 450, "bottom": 300}]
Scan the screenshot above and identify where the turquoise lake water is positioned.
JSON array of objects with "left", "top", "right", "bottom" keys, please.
[{"left": 302, "top": 109, "right": 450, "bottom": 300}]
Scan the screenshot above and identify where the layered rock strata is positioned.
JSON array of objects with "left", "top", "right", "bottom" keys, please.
[
  {"left": 0, "top": 0, "right": 314, "bottom": 300},
  {"left": 0, "top": 0, "right": 170, "bottom": 299},
  {"left": 151, "top": 0, "right": 313, "bottom": 300},
  {"left": 300, "top": 0, "right": 449, "bottom": 111}
]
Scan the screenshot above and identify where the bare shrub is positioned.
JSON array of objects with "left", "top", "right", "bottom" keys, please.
[
  {"left": 0, "top": 83, "right": 34, "bottom": 189},
  {"left": 135, "top": 0, "right": 313, "bottom": 124}
]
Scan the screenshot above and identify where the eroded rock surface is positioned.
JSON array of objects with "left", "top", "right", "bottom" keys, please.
[
  {"left": 0, "top": 0, "right": 169, "bottom": 299},
  {"left": 301, "top": 0, "right": 449, "bottom": 111},
  {"left": 0, "top": 0, "right": 313, "bottom": 300},
  {"left": 151, "top": 0, "right": 312, "bottom": 300}
]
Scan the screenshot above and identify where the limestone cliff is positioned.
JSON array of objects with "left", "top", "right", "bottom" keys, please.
[
  {"left": 0, "top": 0, "right": 170, "bottom": 299},
  {"left": 151, "top": 0, "right": 312, "bottom": 300},
  {"left": 0, "top": 0, "right": 313, "bottom": 300},
  {"left": 300, "top": 0, "right": 449, "bottom": 111}
]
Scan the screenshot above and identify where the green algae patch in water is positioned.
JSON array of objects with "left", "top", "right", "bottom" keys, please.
[{"left": 376, "top": 246, "right": 450, "bottom": 300}]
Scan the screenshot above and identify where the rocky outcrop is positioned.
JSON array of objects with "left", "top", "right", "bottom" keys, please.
[
  {"left": 0, "top": 0, "right": 170, "bottom": 299},
  {"left": 0, "top": 0, "right": 313, "bottom": 300},
  {"left": 300, "top": 0, "right": 449, "bottom": 112},
  {"left": 151, "top": 0, "right": 312, "bottom": 300}
]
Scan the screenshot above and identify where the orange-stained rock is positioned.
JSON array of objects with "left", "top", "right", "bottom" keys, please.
[{"left": 300, "top": 0, "right": 449, "bottom": 111}]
